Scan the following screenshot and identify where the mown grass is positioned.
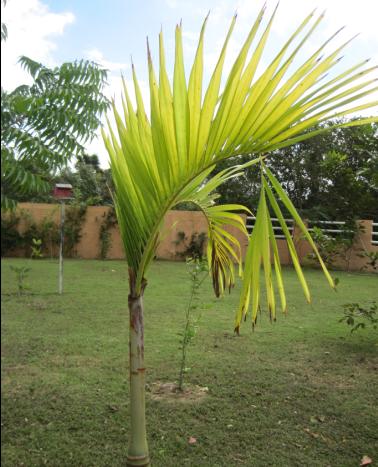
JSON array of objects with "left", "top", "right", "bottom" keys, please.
[{"left": 1, "top": 258, "right": 378, "bottom": 466}]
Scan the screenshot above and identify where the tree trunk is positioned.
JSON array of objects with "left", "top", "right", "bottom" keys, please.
[{"left": 126, "top": 281, "right": 149, "bottom": 467}]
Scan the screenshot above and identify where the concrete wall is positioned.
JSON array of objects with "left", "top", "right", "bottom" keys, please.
[
  {"left": 155, "top": 210, "right": 249, "bottom": 261},
  {"left": 295, "top": 220, "right": 377, "bottom": 272},
  {"left": 4, "top": 203, "right": 377, "bottom": 272},
  {"left": 7, "top": 203, "right": 123, "bottom": 259}
]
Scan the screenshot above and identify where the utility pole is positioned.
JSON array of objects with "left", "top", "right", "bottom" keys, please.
[
  {"left": 53, "top": 183, "right": 73, "bottom": 295},
  {"left": 59, "top": 201, "right": 65, "bottom": 294}
]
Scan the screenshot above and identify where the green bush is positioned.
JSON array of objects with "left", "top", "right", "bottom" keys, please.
[
  {"left": 340, "top": 302, "right": 377, "bottom": 333},
  {"left": 1, "top": 212, "right": 22, "bottom": 256}
]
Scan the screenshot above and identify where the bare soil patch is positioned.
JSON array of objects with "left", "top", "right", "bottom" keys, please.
[{"left": 148, "top": 381, "right": 209, "bottom": 403}]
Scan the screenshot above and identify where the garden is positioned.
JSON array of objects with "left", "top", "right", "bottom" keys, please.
[
  {"left": 1, "top": 259, "right": 377, "bottom": 466},
  {"left": 2, "top": 1, "right": 378, "bottom": 466}
]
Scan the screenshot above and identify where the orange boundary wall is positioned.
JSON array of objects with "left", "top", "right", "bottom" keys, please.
[{"left": 4, "top": 203, "right": 377, "bottom": 272}]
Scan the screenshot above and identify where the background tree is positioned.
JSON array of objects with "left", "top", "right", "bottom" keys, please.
[
  {"left": 58, "top": 155, "right": 114, "bottom": 206},
  {"left": 214, "top": 121, "right": 378, "bottom": 220},
  {"left": 103, "top": 8, "right": 377, "bottom": 466},
  {"left": 1, "top": 57, "right": 109, "bottom": 209},
  {"left": 10, "top": 153, "right": 115, "bottom": 206}
]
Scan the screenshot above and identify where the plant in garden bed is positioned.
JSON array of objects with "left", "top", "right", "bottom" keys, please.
[
  {"left": 359, "top": 250, "right": 378, "bottom": 271},
  {"left": 307, "top": 221, "right": 363, "bottom": 270},
  {"left": 174, "top": 231, "right": 207, "bottom": 259},
  {"left": 13, "top": 209, "right": 60, "bottom": 258},
  {"left": 30, "top": 238, "right": 43, "bottom": 259},
  {"left": 63, "top": 204, "right": 87, "bottom": 257},
  {"left": 307, "top": 226, "right": 341, "bottom": 268},
  {"left": 102, "top": 6, "right": 377, "bottom": 465},
  {"left": 337, "top": 220, "right": 365, "bottom": 271},
  {"left": 9, "top": 265, "right": 31, "bottom": 296},
  {"left": 177, "top": 257, "right": 208, "bottom": 392},
  {"left": 1, "top": 211, "right": 22, "bottom": 256},
  {"left": 98, "top": 207, "right": 117, "bottom": 259},
  {"left": 37, "top": 213, "right": 60, "bottom": 259}
]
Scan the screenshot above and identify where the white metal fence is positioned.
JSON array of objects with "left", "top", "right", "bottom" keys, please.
[
  {"left": 372, "top": 222, "right": 378, "bottom": 246},
  {"left": 245, "top": 217, "right": 371, "bottom": 241},
  {"left": 307, "top": 220, "right": 355, "bottom": 239},
  {"left": 246, "top": 216, "right": 294, "bottom": 239}
]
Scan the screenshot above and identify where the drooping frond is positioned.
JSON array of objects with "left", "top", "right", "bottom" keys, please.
[
  {"left": 170, "top": 163, "right": 255, "bottom": 297},
  {"left": 234, "top": 163, "right": 336, "bottom": 333},
  {"left": 104, "top": 6, "right": 378, "bottom": 302}
]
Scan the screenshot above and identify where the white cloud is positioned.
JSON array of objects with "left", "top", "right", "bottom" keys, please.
[
  {"left": 85, "top": 48, "right": 128, "bottom": 72},
  {"left": 1, "top": 0, "right": 75, "bottom": 90}
]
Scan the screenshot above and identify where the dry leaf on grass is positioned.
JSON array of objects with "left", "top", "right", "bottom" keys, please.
[
  {"left": 360, "top": 456, "right": 372, "bottom": 466},
  {"left": 304, "top": 428, "right": 319, "bottom": 438}
]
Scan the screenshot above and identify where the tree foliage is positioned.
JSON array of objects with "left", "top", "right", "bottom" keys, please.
[
  {"left": 1, "top": 57, "right": 109, "bottom": 209},
  {"left": 59, "top": 155, "right": 114, "bottom": 206},
  {"left": 213, "top": 121, "right": 378, "bottom": 220}
]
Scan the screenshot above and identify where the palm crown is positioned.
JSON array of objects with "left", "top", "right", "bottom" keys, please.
[{"left": 103, "top": 5, "right": 377, "bottom": 328}]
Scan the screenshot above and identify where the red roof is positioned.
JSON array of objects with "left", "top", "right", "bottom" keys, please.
[{"left": 53, "top": 184, "right": 73, "bottom": 199}]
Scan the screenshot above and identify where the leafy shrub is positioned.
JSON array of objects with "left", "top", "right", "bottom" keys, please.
[
  {"left": 63, "top": 204, "right": 87, "bottom": 257},
  {"left": 339, "top": 302, "right": 377, "bottom": 333},
  {"left": 1, "top": 212, "right": 22, "bottom": 256},
  {"left": 2, "top": 206, "right": 86, "bottom": 259},
  {"left": 9, "top": 265, "right": 31, "bottom": 296},
  {"left": 18, "top": 210, "right": 60, "bottom": 258},
  {"left": 98, "top": 207, "right": 117, "bottom": 259},
  {"left": 31, "top": 238, "right": 43, "bottom": 259},
  {"left": 308, "top": 226, "right": 340, "bottom": 267},
  {"left": 359, "top": 251, "right": 378, "bottom": 271},
  {"left": 174, "top": 231, "right": 207, "bottom": 260},
  {"left": 308, "top": 221, "right": 362, "bottom": 270}
]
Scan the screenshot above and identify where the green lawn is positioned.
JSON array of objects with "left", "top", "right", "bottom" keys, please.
[{"left": 1, "top": 258, "right": 378, "bottom": 467}]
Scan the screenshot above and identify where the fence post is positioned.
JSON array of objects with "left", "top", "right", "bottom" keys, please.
[{"left": 58, "top": 201, "right": 65, "bottom": 295}]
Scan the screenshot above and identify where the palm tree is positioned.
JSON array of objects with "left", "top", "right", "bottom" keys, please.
[{"left": 102, "top": 6, "right": 377, "bottom": 466}]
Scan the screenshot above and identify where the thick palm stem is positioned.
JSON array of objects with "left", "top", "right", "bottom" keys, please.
[{"left": 127, "top": 285, "right": 149, "bottom": 467}]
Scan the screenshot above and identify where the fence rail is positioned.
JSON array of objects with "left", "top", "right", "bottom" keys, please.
[
  {"left": 307, "top": 220, "right": 355, "bottom": 238},
  {"left": 246, "top": 216, "right": 294, "bottom": 239},
  {"left": 372, "top": 222, "right": 378, "bottom": 245},
  {"left": 245, "top": 218, "right": 368, "bottom": 240}
]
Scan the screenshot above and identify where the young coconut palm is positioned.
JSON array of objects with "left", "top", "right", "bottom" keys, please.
[{"left": 102, "top": 5, "right": 378, "bottom": 466}]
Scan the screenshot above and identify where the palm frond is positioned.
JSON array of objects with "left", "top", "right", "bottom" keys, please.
[
  {"left": 104, "top": 8, "right": 378, "bottom": 306},
  {"left": 234, "top": 163, "right": 337, "bottom": 333},
  {"left": 171, "top": 164, "right": 252, "bottom": 297}
]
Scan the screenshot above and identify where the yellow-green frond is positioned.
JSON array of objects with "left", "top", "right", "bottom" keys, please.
[{"left": 103, "top": 7, "right": 377, "bottom": 300}]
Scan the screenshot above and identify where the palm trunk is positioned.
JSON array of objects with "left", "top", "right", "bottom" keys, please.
[{"left": 126, "top": 278, "right": 149, "bottom": 467}]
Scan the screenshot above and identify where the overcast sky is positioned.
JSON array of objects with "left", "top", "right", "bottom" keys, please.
[{"left": 2, "top": 0, "right": 378, "bottom": 167}]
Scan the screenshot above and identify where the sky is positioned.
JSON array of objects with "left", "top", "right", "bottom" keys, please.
[{"left": 2, "top": 0, "right": 378, "bottom": 168}]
